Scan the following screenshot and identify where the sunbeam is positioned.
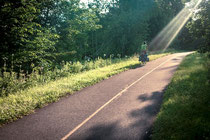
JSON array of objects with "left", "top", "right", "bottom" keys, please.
[{"left": 149, "top": 0, "right": 203, "bottom": 52}]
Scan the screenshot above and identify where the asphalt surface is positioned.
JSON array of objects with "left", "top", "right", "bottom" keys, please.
[{"left": 0, "top": 52, "right": 191, "bottom": 140}]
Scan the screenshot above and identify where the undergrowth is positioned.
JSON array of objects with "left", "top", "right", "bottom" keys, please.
[{"left": 0, "top": 56, "right": 128, "bottom": 97}]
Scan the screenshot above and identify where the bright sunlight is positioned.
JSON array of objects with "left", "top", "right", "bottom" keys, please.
[{"left": 149, "top": 0, "right": 203, "bottom": 52}]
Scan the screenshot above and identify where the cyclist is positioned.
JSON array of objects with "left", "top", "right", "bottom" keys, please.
[
  {"left": 139, "top": 41, "right": 149, "bottom": 63},
  {"left": 140, "top": 41, "right": 147, "bottom": 55}
]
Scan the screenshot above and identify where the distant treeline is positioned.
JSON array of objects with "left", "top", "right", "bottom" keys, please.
[{"left": 0, "top": 0, "right": 209, "bottom": 72}]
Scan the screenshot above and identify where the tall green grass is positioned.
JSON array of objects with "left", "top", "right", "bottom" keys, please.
[
  {"left": 0, "top": 56, "right": 128, "bottom": 97},
  {"left": 152, "top": 53, "right": 210, "bottom": 140},
  {"left": 0, "top": 53, "right": 169, "bottom": 126}
]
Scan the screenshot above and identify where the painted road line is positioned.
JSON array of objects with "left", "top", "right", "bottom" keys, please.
[{"left": 61, "top": 56, "right": 175, "bottom": 140}]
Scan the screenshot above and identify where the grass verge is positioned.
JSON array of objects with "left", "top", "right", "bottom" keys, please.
[
  {"left": 152, "top": 53, "right": 210, "bottom": 140},
  {"left": 0, "top": 53, "right": 170, "bottom": 126}
]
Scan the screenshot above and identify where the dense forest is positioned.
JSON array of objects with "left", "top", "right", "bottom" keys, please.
[{"left": 0, "top": 0, "right": 209, "bottom": 75}]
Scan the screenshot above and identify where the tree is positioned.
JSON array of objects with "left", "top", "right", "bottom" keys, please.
[
  {"left": 53, "top": 0, "right": 102, "bottom": 60},
  {"left": 0, "top": 0, "right": 58, "bottom": 71},
  {"left": 177, "top": 0, "right": 209, "bottom": 52},
  {"left": 92, "top": 0, "right": 155, "bottom": 57},
  {"left": 186, "top": 0, "right": 210, "bottom": 52}
]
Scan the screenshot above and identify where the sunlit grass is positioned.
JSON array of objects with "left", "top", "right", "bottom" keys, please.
[
  {"left": 152, "top": 53, "right": 210, "bottom": 140},
  {"left": 0, "top": 53, "right": 170, "bottom": 126}
]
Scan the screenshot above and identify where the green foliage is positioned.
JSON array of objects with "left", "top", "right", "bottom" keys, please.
[
  {"left": 93, "top": 0, "right": 154, "bottom": 56},
  {"left": 48, "top": 0, "right": 102, "bottom": 59},
  {"left": 178, "top": 0, "right": 210, "bottom": 52},
  {"left": 0, "top": 55, "right": 127, "bottom": 97},
  {"left": 188, "top": 0, "right": 209, "bottom": 53},
  {"left": 0, "top": 0, "right": 187, "bottom": 73},
  {"left": 155, "top": 0, "right": 184, "bottom": 17},
  {"left": 152, "top": 53, "right": 210, "bottom": 140},
  {"left": 0, "top": 0, "right": 59, "bottom": 71}
]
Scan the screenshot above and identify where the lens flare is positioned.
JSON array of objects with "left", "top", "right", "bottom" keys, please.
[{"left": 149, "top": 0, "right": 203, "bottom": 52}]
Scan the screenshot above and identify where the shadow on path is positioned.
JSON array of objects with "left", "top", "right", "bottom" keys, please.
[
  {"left": 72, "top": 90, "right": 165, "bottom": 140},
  {"left": 130, "top": 91, "right": 164, "bottom": 140}
]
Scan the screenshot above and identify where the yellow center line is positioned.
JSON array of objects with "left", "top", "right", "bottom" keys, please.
[{"left": 61, "top": 55, "right": 175, "bottom": 140}]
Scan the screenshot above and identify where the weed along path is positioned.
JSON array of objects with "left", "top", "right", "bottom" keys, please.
[{"left": 0, "top": 52, "right": 191, "bottom": 140}]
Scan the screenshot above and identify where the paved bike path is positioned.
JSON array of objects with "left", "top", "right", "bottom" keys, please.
[{"left": 0, "top": 52, "right": 191, "bottom": 140}]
